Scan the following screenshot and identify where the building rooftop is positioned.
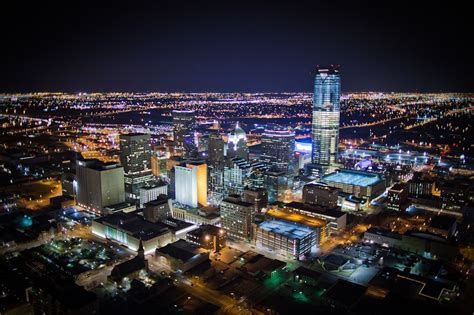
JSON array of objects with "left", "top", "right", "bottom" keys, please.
[
  {"left": 110, "top": 255, "right": 146, "bottom": 280},
  {"left": 322, "top": 169, "right": 383, "bottom": 187},
  {"left": 389, "top": 183, "right": 406, "bottom": 192},
  {"left": 222, "top": 198, "right": 254, "bottom": 208},
  {"left": 186, "top": 224, "right": 223, "bottom": 237},
  {"left": 95, "top": 212, "right": 170, "bottom": 240},
  {"left": 266, "top": 208, "right": 326, "bottom": 228},
  {"left": 161, "top": 217, "right": 195, "bottom": 233},
  {"left": 293, "top": 266, "right": 323, "bottom": 281},
  {"left": 304, "top": 182, "right": 340, "bottom": 192},
  {"left": 284, "top": 201, "right": 345, "bottom": 219},
  {"left": 140, "top": 183, "right": 168, "bottom": 191},
  {"left": 324, "top": 279, "right": 366, "bottom": 309},
  {"left": 155, "top": 239, "right": 204, "bottom": 262},
  {"left": 258, "top": 220, "right": 314, "bottom": 240},
  {"left": 429, "top": 215, "right": 456, "bottom": 231},
  {"left": 365, "top": 227, "right": 402, "bottom": 240},
  {"left": 144, "top": 195, "right": 169, "bottom": 207}
]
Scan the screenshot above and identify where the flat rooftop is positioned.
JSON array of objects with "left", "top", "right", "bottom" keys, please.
[
  {"left": 284, "top": 201, "right": 345, "bottom": 219},
  {"left": 95, "top": 212, "right": 170, "bottom": 240},
  {"left": 258, "top": 220, "right": 314, "bottom": 240},
  {"left": 156, "top": 239, "right": 204, "bottom": 261},
  {"left": 266, "top": 208, "right": 326, "bottom": 228},
  {"left": 322, "top": 169, "right": 383, "bottom": 187}
]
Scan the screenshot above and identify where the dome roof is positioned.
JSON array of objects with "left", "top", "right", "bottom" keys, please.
[
  {"left": 232, "top": 125, "right": 246, "bottom": 137},
  {"left": 228, "top": 123, "right": 246, "bottom": 143}
]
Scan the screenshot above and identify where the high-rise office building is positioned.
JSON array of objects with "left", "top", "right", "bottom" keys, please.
[
  {"left": 387, "top": 183, "right": 409, "bottom": 212},
  {"left": 173, "top": 110, "right": 195, "bottom": 156},
  {"left": 119, "top": 133, "right": 154, "bottom": 201},
  {"left": 151, "top": 154, "right": 168, "bottom": 177},
  {"left": 243, "top": 188, "right": 268, "bottom": 213},
  {"left": 302, "top": 182, "right": 340, "bottom": 208},
  {"left": 264, "top": 170, "right": 290, "bottom": 203},
  {"left": 139, "top": 182, "right": 168, "bottom": 208},
  {"left": 175, "top": 162, "right": 208, "bottom": 208},
  {"left": 76, "top": 159, "right": 125, "bottom": 214},
  {"left": 261, "top": 124, "right": 295, "bottom": 174},
  {"left": 220, "top": 195, "right": 254, "bottom": 241},
  {"left": 311, "top": 66, "right": 341, "bottom": 166},
  {"left": 226, "top": 123, "right": 249, "bottom": 160},
  {"left": 143, "top": 194, "right": 172, "bottom": 222},
  {"left": 208, "top": 132, "right": 226, "bottom": 167}
]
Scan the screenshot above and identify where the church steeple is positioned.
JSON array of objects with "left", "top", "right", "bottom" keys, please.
[{"left": 137, "top": 239, "right": 145, "bottom": 260}]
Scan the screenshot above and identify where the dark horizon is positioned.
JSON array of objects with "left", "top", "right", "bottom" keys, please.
[{"left": 2, "top": 1, "right": 473, "bottom": 93}]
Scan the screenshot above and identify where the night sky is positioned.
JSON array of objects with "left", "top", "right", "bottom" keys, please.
[{"left": 1, "top": 1, "right": 472, "bottom": 93}]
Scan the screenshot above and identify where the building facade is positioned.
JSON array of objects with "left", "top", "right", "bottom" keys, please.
[
  {"left": 139, "top": 183, "right": 168, "bottom": 208},
  {"left": 312, "top": 66, "right": 341, "bottom": 166},
  {"left": 76, "top": 159, "right": 125, "bottom": 215},
  {"left": 220, "top": 195, "right": 254, "bottom": 241},
  {"left": 321, "top": 169, "right": 385, "bottom": 200},
  {"left": 186, "top": 224, "right": 227, "bottom": 251},
  {"left": 173, "top": 110, "right": 195, "bottom": 156},
  {"left": 243, "top": 188, "right": 268, "bottom": 214},
  {"left": 226, "top": 124, "right": 249, "bottom": 160},
  {"left": 260, "top": 124, "right": 296, "bottom": 174},
  {"left": 143, "top": 195, "right": 172, "bottom": 222},
  {"left": 174, "top": 162, "right": 208, "bottom": 208},
  {"left": 302, "top": 182, "right": 340, "bottom": 208},
  {"left": 119, "top": 133, "right": 154, "bottom": 201},
  {"left": 387, "top": 183, "right": 409, "bottom": 211},
  {"left": 256, "top": 220, "right": 315, "bottom": 260}
]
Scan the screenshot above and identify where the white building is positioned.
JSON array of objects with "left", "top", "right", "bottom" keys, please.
[
  {"left": 139, "top": 184, "right": 168, "bottom": 208},
  {"left": 174, "top": 162, "right": 207, "bottom": 208}
]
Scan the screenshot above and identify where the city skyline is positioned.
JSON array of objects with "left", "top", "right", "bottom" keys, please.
[{"left": 0, "top": 2, "right": 472, "bottom": 315}]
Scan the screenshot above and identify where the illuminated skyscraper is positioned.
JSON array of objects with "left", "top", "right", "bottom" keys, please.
[
  {"left": 207, "top": 132, "right": 225, "bottom": 168},
  {"left": 311, "top": 66, "right": 341, "bottom": 166},
  {"left": 226, "top": 123, "right": 248, "bottom": 160},
  {"left": 260, "top": 124, "right": 295, "bottom": 174},
  {"left": 173, "top": 110, "right": 195, "bottom": 156},
  {"left": 119, "top": 133, "right": 154, "bottom": 201},
  {"left": 175, "top": 162, "right": 208, "bottom": 208}
]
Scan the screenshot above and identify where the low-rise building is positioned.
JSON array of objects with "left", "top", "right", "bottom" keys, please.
[
  {"left": 265, "top": 208, "right": 328, "bottom": 245},
  {"left": 256, "top": 219, "right": 315, "bottom": 260},
  {"left": 321, "top": 169, "right": 385, "bottom": 200},
  {"left": 364, "top": 227, "right": 458, "bottom": 260},
  {"left": 186, "top": 224, "right": 227, "bottom": 251},
  {"left": 103, "top": 202, "right": 136, "bottom": 214},
  {"left": 92, "top": 212, "right": 172, "bottom": 254},
  {"left": 155, "top": 239, "right": 209, "bottom": 272},
  {"left": 302, "top": 182, "right": 340, "bottom": 208},
  {"left": 387, "top": 183, "right": 409, "bottom": 211},
  {"left": 427, "top": 215, "right": 458, "bottom": 238},
  {"left": 282, "top": 201, "right": 347, "bottom": 232},
  {"left": 143, "top": 195, "right": 172, "bottom": 222},
  {"left": 172, "top": 203, "right": 220, "bottom": 225}
]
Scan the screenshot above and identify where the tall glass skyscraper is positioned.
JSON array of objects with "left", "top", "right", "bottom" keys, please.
[
  {"left": 260, "top": 124, "right": 295, "bottom": 174},
  {"left": 311, "top": 66, "right": 341, "bottom": 166},
  {"left": 173, "top": 110, "right": 195, "bottom": 157}
]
